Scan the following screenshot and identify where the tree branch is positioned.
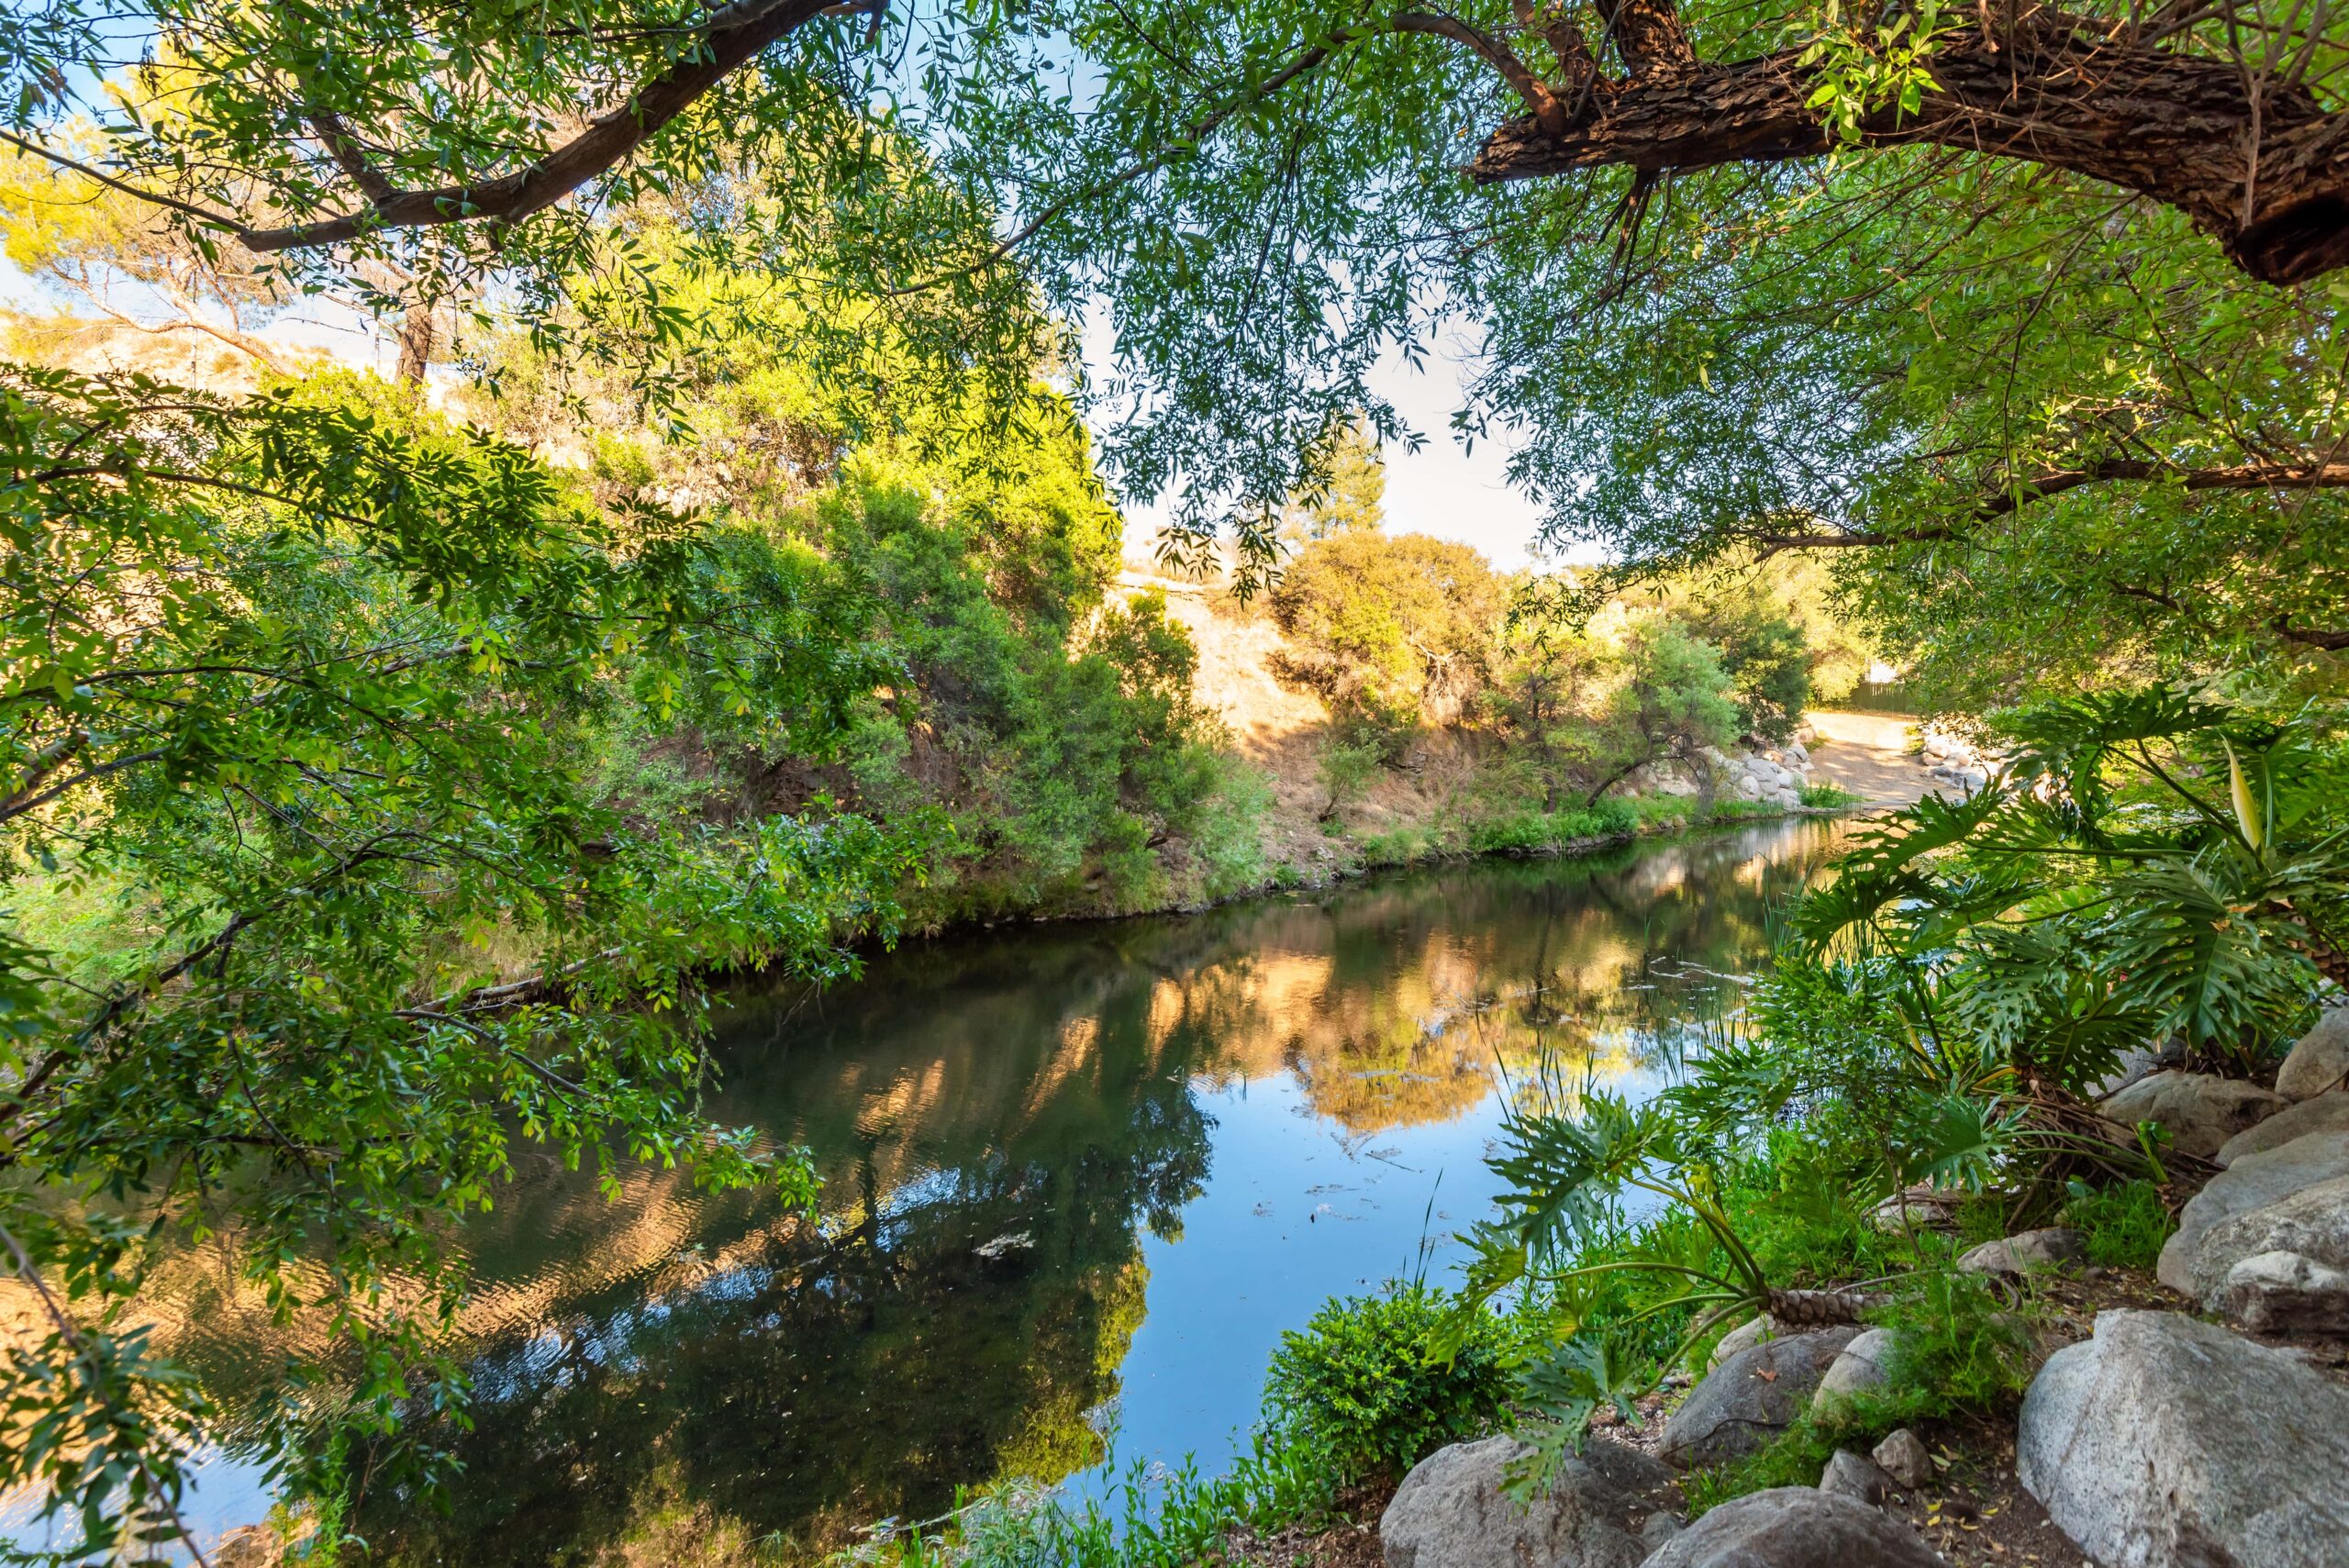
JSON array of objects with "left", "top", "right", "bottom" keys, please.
[
  {"left": 239, "top": 0, "right": 843, "bottom": 252},
  {"left": 1469, "top": 16, "right": 2349, "bottom": 284}
]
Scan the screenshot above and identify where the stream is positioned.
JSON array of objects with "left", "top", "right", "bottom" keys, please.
[{"left": 3, "top": 817, "right": 1850, "bottom": 1563}]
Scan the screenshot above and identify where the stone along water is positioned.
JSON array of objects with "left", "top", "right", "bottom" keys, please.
[{"left": 13, "top": 817, "right": 1848, "bottom": 1562}]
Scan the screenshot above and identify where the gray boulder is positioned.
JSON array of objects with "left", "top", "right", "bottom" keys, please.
[
  {"left": 2221, "top": 1246, "right": 2349, "bottom": 1335},
  {"left": 2277, "top": 1008, "right": 2349, "bottom": 1100},
  {"left": 2216, "top": 1090, "right": 2349, "bottom": 1164},
  {"left": 1709, "top": 1315, "right": 1782, "bottom": 1370},
  {"left": 1817, "top": 1450, "right": 1893, "bottom": 1506},
  {"left": 2016, "top": 1310, "right": 2349, "bottom": 1568},
  {"left": 1811, "top": 1327, "right": 1897, "bottom": 1413},
  {"left": 1641, "top": 1488, "right": 1943, "bottom": 1568},
  {"left": 2179, "top": 1172, "right": 2349, "bottom": 1333},
  {"left": 1870, "top": 1429, "right": 1932, "bottom": 1492},
  {"left": 2089, "top": 1041, "right": 2182, "bottom": 1100},
  {"left": 1956, "top": 1227, "right": 2086, "bottom": 1276},
  {"left": 2158, "top": 1130, "right": 2349, "bottom": 1296},
  {"left": 1379, "top": 1434, "right": 1677, "bottom": 1568},
  {"left": 2100, "top": 1070, "right": 2288, "bottom": 1160},
  {"left": 1658, "top": 1327, "right": 1860, "bottom": 1470}
]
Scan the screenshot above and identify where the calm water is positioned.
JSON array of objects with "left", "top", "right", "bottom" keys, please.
[{"left": 6, "top": 817, "right": 1846, "bottom": 1562}]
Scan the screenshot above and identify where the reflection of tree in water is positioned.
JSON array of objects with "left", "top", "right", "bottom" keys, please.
[
  {"left": 71, "top": 818, "right": 1844, "bottom": 1564},
  {"left": 355, "top": 1058, "right": 1209, "bottom": 1566}
]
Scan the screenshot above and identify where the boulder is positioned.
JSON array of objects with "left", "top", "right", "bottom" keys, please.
[
  {"left": 2277, "top": 1009, "right": 2349, "bottom": 1100},
  {"left": 2088, "top": 1041, "right": 2180, "bottom": 1100},
  {"left": 2099, "top": 1070, "right": 2289, "bottom": 1160},
  {"left": 2175, "top": 1171, "right": 2349, "bottom": 1332},
  {"left": 2158, "top": 1131, "right": 2349, "bottom": 1296},
  {"left": 1658, "top": 1326, "right": 1860, "bottom": 1470},
  {"left": 1957, "top": 1227, "right": 2086, "bottom": 1276},
  {"left": 1709, "top": 1315, "right": 1782, "bottom": 1370},
  {"left": 1869, "top": 1185, "right": 1964, "bottom": 1232},
  {"left": 1379, "top": 1434, "right": 1678, "bottom": 1568},
  {"left": 1811, "top": 1328, "right": 1897, "bottom": 1412},
  {"left": 1817, "top": 1450, "right": 1893, "bottom": 1506},
  {"left": 214, "top": 1529, "right": 286, "bottom": 1568},
  {"left": 1642, "top": 1488, "right": 1943, "bottom": 1568},
  {"left": 2221, "top": 1247, "right": 2349, "bottom": 1335},
  {"left": 2016, "top": 1310, "right": 2349, "bottom": 1568},
  {"left": 1870, "top": 1429, "right": 1932, "bottom": 1492},
  {"left": 2217, "top": 1091, "right": 2349, "bottom": 1165}
]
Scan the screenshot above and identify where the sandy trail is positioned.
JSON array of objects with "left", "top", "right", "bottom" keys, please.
[{"left": 1804, "top": 709, "right": 1932, "bottom": 807}]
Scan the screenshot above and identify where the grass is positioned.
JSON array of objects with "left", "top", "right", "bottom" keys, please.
[
  {"left": 1798, "top": 783, "right": 1865, "bottom": 808},
  {"left": 2059, "top": 1179, "right": 2173, "bottom": 1269},
  {"left": 849, "top": 1433, "right": 1347, "bottom": 1568}
]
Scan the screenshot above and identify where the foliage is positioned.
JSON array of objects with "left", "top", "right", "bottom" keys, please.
[
  {"left": 855, "top": 1433, "right": 1342, "bottom": 1568},
  {"left": 1271, "top": 531, "right": 1506, "bottom": 743},
  {"left": 1316, "top": 735, "right": 1384, "bottom": 822},
  {"left": 0, "top": 361, "right": 947, "bottom": 1556},
  {"left": 1467, "top": 799, "right": 1640, "bottom": 855},
  {"left": 1796, "top": 685, "right": 2348, "bottom": 1070},
  {"left": 1674, "top": 587, "right": 1816, "bottom": 743},
  {"left": 1262, "top": 1285, "right": 1524, "bottom": 1484},
  {"left": 1286, "top": 417, "right": 1386, "bottom": 541},
  {"left": 1573, "top": 617, "right": 1742, "bottom": 806}
]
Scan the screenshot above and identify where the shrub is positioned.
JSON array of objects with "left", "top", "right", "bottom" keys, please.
[
  {"left": 1262, "top": 1285, "right": 1522, "bottom": 1483},
  {"left": 1798, "top": 783, "right": 1863, "bottom": 808},
  {"left": 2060, "top": 1179, "right": 2174, "bottom": 1269},
  {"left": 1317, "top": 735, "right": 1383, "bottom": 820}
]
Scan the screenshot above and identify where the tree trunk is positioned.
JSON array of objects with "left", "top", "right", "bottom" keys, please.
[
  {"left": 1468, "top": 15, "right": 2349, "bottom": 285},
  {"left": 395, "top": 301, "right": 436, "bottom": 385}
]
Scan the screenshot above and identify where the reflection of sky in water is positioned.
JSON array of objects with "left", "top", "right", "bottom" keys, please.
[{"left": 3, "top": 817, "right": 1842, "bottom": 1562}]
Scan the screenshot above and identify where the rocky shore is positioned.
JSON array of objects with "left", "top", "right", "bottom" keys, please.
[{"left": 1352, "top": 1009, "right": 2349, "bottom": 1568}]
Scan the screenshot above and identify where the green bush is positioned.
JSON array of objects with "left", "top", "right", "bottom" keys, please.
[
  {"left": 2061, "top": 1179, "right": 2174, "bottom": 1269},
  {"left": 1467, "top": 799, "right": 1641, "bottom": 855},
  {"left": 1798, "top": 783, "right": 1864, "bottom": 808},
  {"left": 1262, "top": 1285, "right": 1523, "bottom": 1483}
]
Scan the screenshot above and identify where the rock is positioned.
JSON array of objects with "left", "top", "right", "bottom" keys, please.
[
  {"left": 2016, "top": 1310, "right": 2349, "bottom": 1568},
  {"left": 1812, "top": 1327, "right": 1897, "bottom": 1412},
  {"left": 1379, "top": 1434, "right": 1677, "bottom": 1568},
  {"left": 214, "top": 1529, "right": 285, "bottom": 1568},
  {"left": 1642, "top": 1488, "right": 1943, "bottom": 1568},
  {"left": 2217, "top": 1090, "right": 2349, "bottom": 1164},
  {"left": 1658, "top": 1326, "right": 1860, "bottom": 1470},
  {"left": 1956, "top": 1227, "right": 2086, "bottom": 1276},
  {"left": 1709, "top": 1315, "right": 1781, "bottom": 1369},
  {"left": 2088, "top": 1040, "right": 2180, "bottom": 1100},
  {"left": 2159, "top": 1131, "right": 2349, "bottom": 1296},
  {"left": 2278, "top": 1009, "right": 2349, "bottom": 1100},
  {"left": 1817, "top": 1450, "right": 1893, "bottom": 1506},
  {"left": 2177, "top": 1172, "right": 2349, "bottom": 1332},
  {"left": 2099, "top": 1069, "right": 2289, "bottom": 1160},
  {"left": 1869, "top": 1185, "right": 1964, "bottom": 1232},
  {"left": 2222, "top": 1247, "right": 2349, "bottom": 1334},
  {"left": 1641, "top": 1513, "right": 1685, "bottom": 1551},
  {"left": 1871, "top": 1429, "right": 1932, "bottom": 1492}
]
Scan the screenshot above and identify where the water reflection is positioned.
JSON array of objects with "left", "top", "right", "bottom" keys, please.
[{"left": 10, "top": 817, "right": 1843, "bottom": 1563}]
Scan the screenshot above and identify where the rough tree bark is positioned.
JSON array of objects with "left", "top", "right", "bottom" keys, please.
[{"left": 1466, "top": 9, "right": 2349, "bottom": 285}]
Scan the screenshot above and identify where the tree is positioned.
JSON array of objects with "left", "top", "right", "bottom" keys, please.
[
  {"left": 13, "top": 0, "right": 2349, "bottom": 579},
  {"left": 1575, "top": 617, "right": 1740, "bottom": 805},
  {"left": 1288, "top": 418, "right": 1386, "bottom": 540},
  {"left": 1269, "top": 531, "right": 1507, "bottom": 744}
]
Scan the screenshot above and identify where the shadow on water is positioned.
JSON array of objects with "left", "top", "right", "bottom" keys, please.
[{"left": 63, "top": 817, "right": 1849, "bottom": 1563}]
